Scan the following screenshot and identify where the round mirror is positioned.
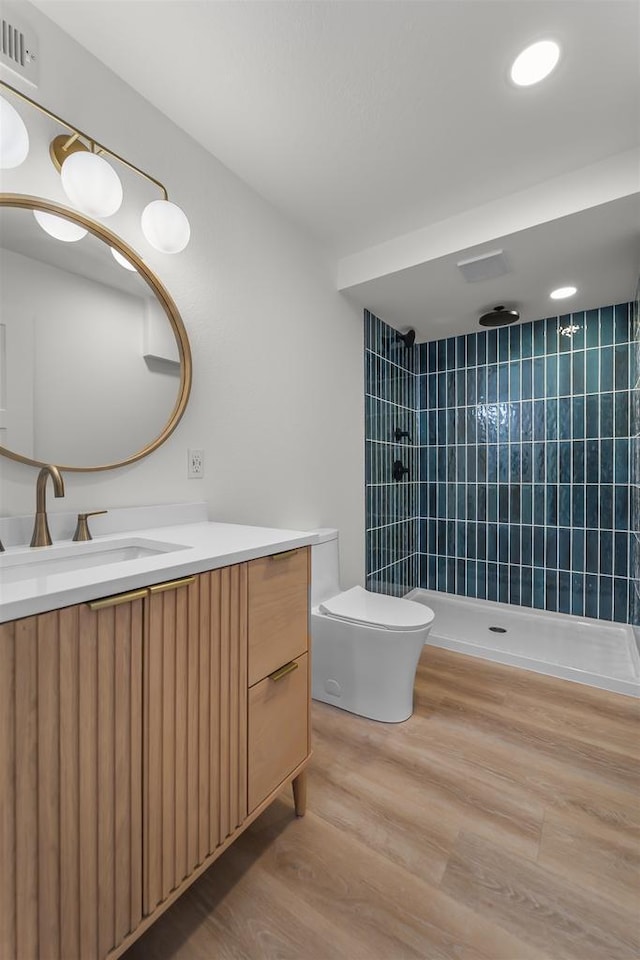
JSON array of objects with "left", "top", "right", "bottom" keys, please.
[{"left": 0, "top": 194, "right": 191, "bottom": 471}]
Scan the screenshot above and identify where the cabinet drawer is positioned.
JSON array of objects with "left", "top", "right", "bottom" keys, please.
[
  {"left": 248, "top": 653, "right": 308, "bottom": 813},
  {"left": 247, "top": 547, "right": 309, "bottom": 686}
]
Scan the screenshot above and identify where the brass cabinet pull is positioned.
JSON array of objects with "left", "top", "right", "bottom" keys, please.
[
  {"left": 268, "top": 660, "right": 299, "bottom": 682},
  {"left": 88, "top": 588, "right": 148, "bottom": 610},
  {"left": 269, "top": 549, "right": 299, "bottom": 561},
  {"left": 149, "top": 576, "right": 196, "bottom": 594}
]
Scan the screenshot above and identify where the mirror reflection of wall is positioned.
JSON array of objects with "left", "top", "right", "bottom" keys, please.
[{"left": 0, "top": 205, "right": 182, "bottom": 469}]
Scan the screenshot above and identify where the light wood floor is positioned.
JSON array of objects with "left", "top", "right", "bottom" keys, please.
[{"left": 124, "top": 647, "right": 640, "bottom": 960}]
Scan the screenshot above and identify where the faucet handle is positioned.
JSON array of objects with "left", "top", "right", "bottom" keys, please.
[{"left": 73, "top": 510, "right": 108, "bottom": 542}]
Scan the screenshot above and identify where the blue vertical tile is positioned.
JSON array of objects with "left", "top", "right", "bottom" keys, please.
[
  {"left": 533, "top": 568, "right": 545, "bottom": 608},
  {"left": 600, "top": 530, "right": 613, "bottom": 575},
  {"left": 545, "top": 570, "right": 558, "bottom": 612},
  {"left": 615, "top": 485, "right": 629, "bottom": 531},
  {"left": 615, "top": 344, "right": 629, "bottom": 390},
  {"left": 572, "top": 351, "right": 585, "bottom": 395},
  {"left": 599, "top": 575, "right": 613, "bottom": 620},
  {"left": 614, "top": 303, "right": 629, "bottom": 343},
  {"left": 600, "top": 306, "right": 614, "bottom": 346},
  {"left": 409, "top": 302, "right": 633, "bottom": 626},
  {"left": 585, "top": 530, "right": 599, "bottom": 573},
  {"left": 498, "top": 326, "right": 510, "bottom": 362},
  {"left": 572, "top": 529, "right": 584, "bottom": 572},
  {"left": 466, "top": 333, "right": 476, "bottom": 367},
  {"left": 601, "top": 346, "right": 614, "bottom": 393},
  {"left": 586, "top": 350, "right": 599, "bottom": 394},
  {"left": 521, "top": 359, "right": 532, "bottom": 400},
  {"left": 612, "top": 578, "right": 628, "bottom": 622},
  {"left": 586, "top": 486, "right": 599, "bottom": 528},
  {"left": 558, "top": 571, "right": 571, "bottom": 613},
  {"left": 558, "top": 353, "right": 571, "bottom": 396},
  {"left": 476, "top": 331, "right": 487, "bottom": 366},
  {"left": 600, "top": 485, "right": 613, "bottom": 530},
  {"left": 585, "top": 310, "right": 599, "bottom": 348},
  {"left": 571, "top": 573, "right": 584, "bottom": 616},
  {"left": 487, "top": 329, "right": 498, "bottom": 364},
  {"left": 615, "top": 391, "right": 629, "bottom": 437},
  {"left": 600, "top": 439, "right": 614, "bottom": 483},
  {"left": 584, "top": 574, "right": 598, "bottom": 617}
]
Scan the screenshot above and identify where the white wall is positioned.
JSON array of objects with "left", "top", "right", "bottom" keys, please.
[{"left": 0, "top": 4, "right": 365, "bottom": 586}]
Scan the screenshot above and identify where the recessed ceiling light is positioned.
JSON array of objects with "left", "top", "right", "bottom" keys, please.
[
  {"left": 511, "top": 40, "right": 560, "bottom": 86},
  {"left": 550, "top": 285, "right": 577, "bottom": 300}
]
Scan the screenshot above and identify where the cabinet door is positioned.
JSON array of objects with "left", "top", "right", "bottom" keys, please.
[
  {"left": 0, "top": 595, "right": 144, "bottom": 960},
  {"left": 144, "top": 566, "right": 248, "bottom": 914}
]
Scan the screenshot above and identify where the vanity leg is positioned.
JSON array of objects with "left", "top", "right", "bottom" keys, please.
[{"left": 292, "top": 770, "right": 307, "bottom": 817}]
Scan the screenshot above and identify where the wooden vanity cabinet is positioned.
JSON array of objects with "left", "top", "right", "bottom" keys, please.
[
  {"left": 0, "top": 545, "right": 311, "bottom": 960},
  {"left": 0, "top": 594, "right": 144, "bottom": 960}
]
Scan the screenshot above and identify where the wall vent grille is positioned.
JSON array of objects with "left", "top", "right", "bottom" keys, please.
[{"left": 0, "top": 9, "right": 38, "bottom": 86}]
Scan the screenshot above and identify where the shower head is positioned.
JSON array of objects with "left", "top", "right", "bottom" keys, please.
[
  {"left": 396, "top": 328, "right": 416, "bottom": 349},
  {"left": 478, "top": 305, "right": 520, "bottom": 328}
]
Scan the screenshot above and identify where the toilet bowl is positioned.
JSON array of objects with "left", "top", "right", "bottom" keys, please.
[{"left": 310, "top": 529, "right": 435, "bottom": 723}]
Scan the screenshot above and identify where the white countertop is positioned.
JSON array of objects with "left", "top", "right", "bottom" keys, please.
[{"left": 0, "top": 519, "right": 317, "bottom": 623}]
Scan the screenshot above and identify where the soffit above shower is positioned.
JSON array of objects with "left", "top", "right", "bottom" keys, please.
[{"left": 341, "top": 193, "right": 640, "bottom": 341}]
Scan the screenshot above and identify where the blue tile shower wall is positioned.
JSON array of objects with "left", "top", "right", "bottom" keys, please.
[
  {"left": 365, "top": 310, "right": 420, "bottom": 596},
  {"left": 420, "top": 303, "right": 637, "bottom": 623},
  {"left": 631, "top": 282, "right": 640, "bottom": 624}
]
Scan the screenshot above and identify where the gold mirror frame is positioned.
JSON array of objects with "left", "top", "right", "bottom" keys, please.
[{"left": 0, "top": 193, "right": 192, "bottom": 472}]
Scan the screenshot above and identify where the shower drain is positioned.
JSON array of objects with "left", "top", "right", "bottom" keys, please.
[{"left": 489, "top": 625, "right": 507, "bottom": 633}]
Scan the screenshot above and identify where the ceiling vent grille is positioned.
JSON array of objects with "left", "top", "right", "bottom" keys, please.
[
  {"left": 457, "top": 249, "right": 510, "bottom": 283},
  {"left": 1, "top": 8, "right": 38, "bottom": 86}
]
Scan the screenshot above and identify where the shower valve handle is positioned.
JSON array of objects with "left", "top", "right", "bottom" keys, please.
[
  {"left": 392, "top": 460, "right": 409, "bottom": 482},
  {"left": 393, "top": 428, "right": 412, "bottom": 442}
]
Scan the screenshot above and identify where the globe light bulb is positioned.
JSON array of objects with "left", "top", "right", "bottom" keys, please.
[
  {"left": 141, "top": 199, "right": 190, "bottom": 254},
  {"left": 33, "top": 209, "right": 87, "bottom": 242},
  {"left": 0, "top": 95, "right": 29, "bottom": 169},
  {"left": 60, "top": 150, "right": 123, "bottom": 217},
  {"left": 111, "top": 247, "right": 137, "bottom": 271}
]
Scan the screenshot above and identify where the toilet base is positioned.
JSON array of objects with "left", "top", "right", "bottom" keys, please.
[{"left": 310, "top": 610, "right": 431, "bottom": 723}]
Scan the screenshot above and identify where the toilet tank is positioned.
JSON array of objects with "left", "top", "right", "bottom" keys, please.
[{"left": 310, "top": 528, "right": 340, "bottom": 607}]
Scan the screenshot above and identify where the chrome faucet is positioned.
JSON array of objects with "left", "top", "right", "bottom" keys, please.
[{"left": 30, "top": 465, "right": 65, "bottom": 548}]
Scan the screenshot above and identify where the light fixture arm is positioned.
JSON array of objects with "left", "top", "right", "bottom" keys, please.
[{"left": 0, "top": 79, "right": 169, "bottom": 201}]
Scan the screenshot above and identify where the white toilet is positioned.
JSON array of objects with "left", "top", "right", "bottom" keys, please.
[{"left": 310, "top": 529, "right": 435, "bottom": 723}]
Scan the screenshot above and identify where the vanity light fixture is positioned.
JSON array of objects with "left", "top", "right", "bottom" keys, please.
[
  {"left": 510, "top": 40, "right": 560, "bottom": 86},
  {"left": 1, "top": 80, "right": 191, "bottom": 253},
  {"left": 550, "top": 285, "right": 577, "bottom": 300}
]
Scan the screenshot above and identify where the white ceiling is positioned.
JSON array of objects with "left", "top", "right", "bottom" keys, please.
[{"left": 28, "top": 1, "right": 640, "bottom": 336}]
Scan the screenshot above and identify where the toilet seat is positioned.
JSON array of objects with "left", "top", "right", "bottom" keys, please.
[{"left": 318, "top": 586, "right": 435, "bottom": 632}]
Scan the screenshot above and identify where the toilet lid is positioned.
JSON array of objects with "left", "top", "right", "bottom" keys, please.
[{"left": 319, "top": 586, "right": 435, "bottom": 632}]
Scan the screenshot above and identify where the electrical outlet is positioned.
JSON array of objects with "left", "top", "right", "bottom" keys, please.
[{"left": 188, "top": 448, "right": 204, "bottom": 479}]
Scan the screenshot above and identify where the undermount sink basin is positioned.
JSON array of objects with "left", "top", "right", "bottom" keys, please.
[{"left": 0, "top": 537, "right": 190, "bottom": 584}]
